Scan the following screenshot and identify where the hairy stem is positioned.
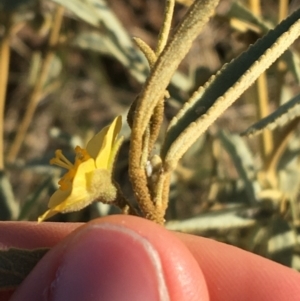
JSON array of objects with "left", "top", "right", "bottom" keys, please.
[
  {"left": 156, "top": 0, "right": 176, "bottom": 55},
  {"left": 129, "top": 0, "right": 219, "bottom": 223}
]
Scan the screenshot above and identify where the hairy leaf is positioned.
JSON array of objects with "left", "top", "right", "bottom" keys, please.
[
  {"left": 128, "top": 0, "right": 220, "bottom": 219},
  {"left": 162, "top": 7, "right": 300, "bottom": 170},
  {"left": 0, "top": 248, "right": 49, "bottom": 290},
  {"left": 166, "top": 206, "right": 256, "bottom": 233},
  {"left": 242, "top": 93, "right": 300, "bottom": 137}
]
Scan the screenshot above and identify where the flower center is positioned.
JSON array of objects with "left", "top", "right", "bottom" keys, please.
[{"left": 50, "top": 146, "right": 91, "bottom": 190}]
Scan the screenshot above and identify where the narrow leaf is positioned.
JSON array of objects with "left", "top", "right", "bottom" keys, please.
[
  {"left": 73, "top": 31, "right": 148, "bottom": 83},
  {"left": 131, "top": 0, "right": 220, "bottom": 138},
  {"left": 277, "top": 131, "right": 300, "bottom": 202},
  {"left": 0, "top": 248, "right": 49, "bottom": 290},
  {"left": 226, "top": 2, "right": 300, "bottom": 84},
  {"left": 51, "top": 0, "right": 125, "bottom": 37},
  {"left": 52, "top": 0, "right": 148, "bottom": 83},
  {"left": 225, "top": 1, "right": 271, "bottom": 34},
  {"left": 0, "top": 172, "right": 19, "bottom": 220},
  {"left": 242, "top": 93, "right": 300, "bottom": 137},
  {"left": 268, "top": 218, "right": 295, "bottom": 267},
  {"left": 129, "top": 0, "right": 220, "bottom": 216},
  {"left": 282, "top": 50, "right": 300, "bottom": 84},
  {"left": 162, "top": 7, "right": 300, "bottom": 170},
  {"left": 166, "top": 207, "right": 256, "bottom": 233},
  {"left": 219, "top": 130, "right": 260, "bottom": 204}
]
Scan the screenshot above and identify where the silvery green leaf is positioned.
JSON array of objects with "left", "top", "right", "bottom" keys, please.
[
  {"left": 219, "top": 130, "right": 260, "bottom": 204},
  {"left": 0, "top": 248, "right": 48, "bottom": 290},
  {"left": 162, "top": 6, "right": 300, "bottom": 166},
  {"left": 268, "top": 218, "right": 295, "bottom": 267},
  {"left": 166, "top": 206, "right": 256, "bottom": 233},
  {"left": 51, "top": 0, "right": 196, "bottom": 90},
  {"left": 292, "top": 254, "right": 300, "bottom": 271},
  {"left": 242, "top": 93, "right": 300, "bottom": 136},
  {"left": 278, "top": 166, "right": 300, "bottom": 201},
  {"left": 282, "top": 50, "right": 300, "bottom": 84},
  {"left": 51, "top": 0, "right": 148, "bottom": 83},
  {"left": 278, "top": 132, "right": 300, "bottom": 200},
  {"left": 73, "top": 31, "right": 148, "bottom": 83},
  {"left": 0, "top": 172, "right": 19, "bottom": 220},
  {"left": 225, "top": 1, "right": 271, "bottom": 33}
]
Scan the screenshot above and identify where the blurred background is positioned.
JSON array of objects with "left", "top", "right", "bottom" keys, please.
[{"left": 1, "top": 0, "right": 300, "bottom": 270}]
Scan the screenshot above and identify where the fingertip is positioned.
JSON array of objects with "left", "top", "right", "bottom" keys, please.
[
  {"left": 11, "top": 215, "right": 208, "bottom": 301},
  {"left": 94, "top": 215, "right": 209, "bottom": 301},
  {"left": 0, "top": 221, "right": 81, "bottom": 249}
]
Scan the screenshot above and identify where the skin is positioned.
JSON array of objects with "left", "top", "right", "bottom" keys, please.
[{"left": 0, "top": 215, "right": 300, "bottom": 301}]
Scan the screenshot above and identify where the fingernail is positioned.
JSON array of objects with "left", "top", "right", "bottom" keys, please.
[{"left": 48, "top": 223, "right": 169, "bottom": 301}]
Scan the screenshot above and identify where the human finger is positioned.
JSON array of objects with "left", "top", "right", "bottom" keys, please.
[
  {"left": 9, "top": 215, "right": 208, "bottom": 301},
  {"left": 176, "top": 232, "right": 300, "bottom": 301}
]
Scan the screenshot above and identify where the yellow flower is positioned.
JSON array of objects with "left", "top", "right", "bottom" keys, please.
[{"left": 38, "top": 116, "right": 123, "bottom": 222}]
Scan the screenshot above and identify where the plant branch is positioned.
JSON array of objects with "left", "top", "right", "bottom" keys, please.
[
  {"left": 133, "top": 37, "right": 156, "bottom": 69},
  {"left": 129, "top": 0, "right": 219, "bottom": 224},
  {"left": 156, "top": 0, "right": 176, "bottom": 55},
  {"left": 162, "top": 7, "right": 300, "bottom": 171}
]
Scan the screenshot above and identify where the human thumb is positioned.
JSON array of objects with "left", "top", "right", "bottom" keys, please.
[{"left": 10, "top": 215, "right": 208, "bottom": 301}]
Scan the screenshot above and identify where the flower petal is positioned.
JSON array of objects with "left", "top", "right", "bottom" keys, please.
[
  {"left": 86, "top": 116, "right": 122, "bottom": 169},
  {"left": 52, "top": 185, "right": 93, "bottom": 213},
  {"left": 107, "top": 135, "right": 124, "bottom": 171},
  {"left": 38, "top": 183, "right": 92, "bottom": 222},
  {"left": 38, "top": 159, "right": 96, "bottom": 222},
  {"left": 38, "top": 117, "right": 123, "bottom": 222},
  {"left": 48, "top": 188, "right": 71, "bottom": 208},
  {"left": 86, "top": 127, "right": 108, "bottom": 160},
  {"left": 38, "top": 209, "right": 59, "bottom": 223}
]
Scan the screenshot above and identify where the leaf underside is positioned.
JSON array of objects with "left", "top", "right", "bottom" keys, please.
[{"left": 0, "top": 248, "right": 49, "bottom": 290}]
